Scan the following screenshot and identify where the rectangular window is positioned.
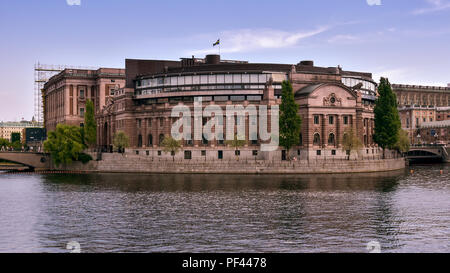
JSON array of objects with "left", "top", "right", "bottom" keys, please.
[
  {"left": 184, "top": 76, "right": 192, "bottom": 85},
  {"left": 316, "top": 150, "right": 321, "bottom": 156},
  {"left": 343, "top": 116, "right": 348, "bottom": 125},
  {"left": 235, "top": 150, "right": 240, "bottom": 156},
  {"left": 332, "top": 150, "right": 336, "bottom": 155},
  {"left": 214, "top": 96, "right": 228, "bottom": 102},
  {"left": 204, "top": 75, "right": 214, "bottom": 84},
  {"left": 192, "top": 75, "right": 200, "bottom": 85},
  {"left": 225, "top": 74, "right": 233, "bottom": 83},
  {"left": 218, "top": 150, "right": 223, "bottom": 159},
  {"left": 80, "top": 108, "right": 85, "bottom": 117},
  {"left": 252, "top": 150, "right": 258, "bottom": 156},
  {"left": 314, "top": 115, "right": 320, "bottom": 124},
  {"left": 80, "top": 90, "right": 85, "bottom": 99},
  {"left": 230, "top": 95, "right": 245, "bottom": 101},
  {"left": 201, "top": 150, "right": 206, "bottom": 156},
  {"left": 184, "top": 151, "right": 192, "bottom": 160},
  {"left": 216, "top": 74, "right": 224, "bottom": 84},
  {"left": 250, "top": 74, "right": 259, "bottom": 83},
  {"left": 247, "top": 95, "right": 262, "bottom": 101},
  {"left": 258, "top": 74, "right": 267, "bottom": 83},
  {"left": 160, "top": 117, "right": 164, "bottom": 127},
  {"left": 233, "top": 74, "right": 241, "bottom": 84},
  {"left": 200, "top": 75, "right": 208, "bottom": 84},
  {"left": 329, "top": 116, "right": 334, "bottom": 125},
  {"left": 158, "top": 151, "right": 162, "bottom": 156}
]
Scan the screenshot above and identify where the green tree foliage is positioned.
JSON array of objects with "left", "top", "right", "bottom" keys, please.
[
  {"left": 11, "top": 141, "right": 23, "bottom": 151},
  {"left": 161, "top": 136, "right": 181, "bottom": 161},
  {"left": 394, "top": 129, "right": 410, "bottom": 154},
  {"left": 43, "top": 124, "right": 85, "bottom": 166},
  {"left": 84, "top": 99, "right": 97, "bottom": 148},
  {"left": 373, "top": 77, "right": 401, "bottom": 158},
  {"left": 279, "top": 80, "right": 302, "bottom": 159},
  {"left": 226, "top": 133, "right": 246, "bottom": 160},
  {"left": 11, "top": 132, "right": 20, "bottom": 143},
  {"left": 113, "top": 131, "right": 129, "bottom": 153},
  {"left": 0, "top": 138, "right": 10, "bottom": 149},
  {"left": 342, "top": 128, "right": 363, "bottom": 160}
]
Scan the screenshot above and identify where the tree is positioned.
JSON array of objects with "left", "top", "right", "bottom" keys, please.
[
  {"left": 373, "top": 77, "right": 401, "bottom": 158},
  {"left": 161, "top": 136, "right": 181, "bottom": 161},
  {"left": 279, "top": 80, "right": 302, "bottom": 160},
  {"left": 226, "top": 133, "right": 246, "bottom": 161},
  {"left": 43, "top": 124, "right": 85, "bottom": 166},
  {"left": 0, "top": 138, "right": 10, "bottom": 150},
  {"left": 113, "top": 131, "right": 129, "bottom": 153},
  {"left": 84, "top": 99, "right": 97, "bottom": 149},
  {"left": 394, "top": 129, "right": 410, "bottom": 154},
  {"left": 342, "top": 128, "right": 363, "bottom": 160},
  {"left": 11, "top": 132, "right": 20, "bottom": 143}
]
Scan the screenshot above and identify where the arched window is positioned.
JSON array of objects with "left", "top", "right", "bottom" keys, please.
[
  {"left": 328, "top": 133, "right": 336, "bottom": 146},
  {"left": 138, "top": 135, "right": 143, "bottom": 147},
  {"left": 159, "top": 134, "right": 165, "bottom": 146},
  {"left": 148, "top": 134, "right": 153, "bottom": 146},
  {"left": 313, "top": 133, "right": 321, "bottom": 146},
  {"left": 299, "top": 133, "right": 303, "bottom": 146}
]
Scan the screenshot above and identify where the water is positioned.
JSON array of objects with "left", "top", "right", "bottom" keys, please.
[{"left": 0, "top": 165, "right": 449, "bottom": 253}]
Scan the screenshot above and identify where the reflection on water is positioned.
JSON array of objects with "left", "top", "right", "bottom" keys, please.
[{"left": 0, "top": 164, "right": 448, "bottom": 253}]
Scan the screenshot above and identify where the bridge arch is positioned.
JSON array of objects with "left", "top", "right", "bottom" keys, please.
[{"left": 0, "top": 152, "right": 50, "bottom": 170}]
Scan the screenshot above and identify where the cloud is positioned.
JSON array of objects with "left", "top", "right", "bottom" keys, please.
[
  {"left": 412, "top": 0, "right": 450, "bottom": 14},
  {"left": 66, "top": 0, "right": 81, "bottom": 6},
  {"left": 327, "top": 35, "right": 359, "bottom": 44},
  {"left": 189, "top": 26, "right": 329, "bottom": 55},
  {"left": 366, "top": 0, "right": 382, "bottom": 6}
]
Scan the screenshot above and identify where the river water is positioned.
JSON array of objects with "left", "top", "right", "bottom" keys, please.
[{"left": 0, "top": 164, "right": 448, "bottom": 253}]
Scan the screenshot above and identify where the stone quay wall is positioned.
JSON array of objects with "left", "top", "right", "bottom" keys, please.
[{"left": 54, "top": 153, "right": 406, "bottom": 174}]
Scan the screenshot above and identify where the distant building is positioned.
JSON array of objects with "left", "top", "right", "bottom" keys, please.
[
  {"left": 23, "top": 128, "right": 46, "bottom": 145},
  {"left": 0, "top": 121, "right": 35, "bottom": 142},
  {"left": 393, "top": 84, "right": 450, "bottom": 144},
  {"left": 42, "top": 68, "right": 126, "bottom": 132},
  {"left": 417, "top": 120, "right": 450, "bottom": 144}
]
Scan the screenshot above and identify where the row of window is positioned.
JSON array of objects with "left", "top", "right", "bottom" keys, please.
[
  {"left": 137, "top": 133, "right": 259, "bottom": 147},
  {"left": 137, "top": 95, "right": 263, "bottom": 105},
  {"left": 313, "top": 115, "right": 350, "bottom": 125},
  {"left": 137, "top": 73, "right": 277, "bottom": 88},
  {"left": 136, "top": 84, "right": 278, "bottom": 96}
]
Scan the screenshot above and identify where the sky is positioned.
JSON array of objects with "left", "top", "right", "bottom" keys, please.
[{"left": 0, "top": 0, "right": 449, "bottom": 121}]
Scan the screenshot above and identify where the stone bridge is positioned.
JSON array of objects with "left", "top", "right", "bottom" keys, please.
[
  {"left": 407, "top": 145, "right": 449, "bottom": 162},
  {"left": 0, "top": 152, "right": 51, "bottom": 170}
]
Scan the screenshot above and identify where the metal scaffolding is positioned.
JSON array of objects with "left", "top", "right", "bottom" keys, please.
[{"left": 34, "top": 63, "right": 98, "bottom": 124}]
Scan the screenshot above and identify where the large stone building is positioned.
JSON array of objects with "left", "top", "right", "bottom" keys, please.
[
  {"left": 42, "top": 68, "right": 126, "bottom": 131},
  {"left": 393, "top": 84, "right": 450, "bottom": 143},
  {"left": 96, "top": 55, "right": 379, "bottom": 160}
]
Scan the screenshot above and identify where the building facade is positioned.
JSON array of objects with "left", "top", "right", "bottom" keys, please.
[
  {"left": 42, "top": 68, "right": 126, "bottom": 131},
  {"left": 96, "top": 55, "right": 379, "bottom": 160},
  {"left": 0, "top": 121, "right": 36, "bottom": 142},
  {"left": 393, "top": 84, "right": 450, "bottom": 144}
]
